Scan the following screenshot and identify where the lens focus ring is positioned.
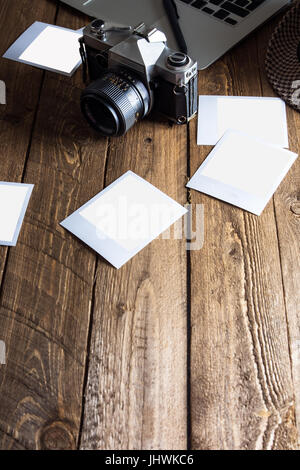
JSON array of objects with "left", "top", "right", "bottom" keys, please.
[
  {"left": 87, "top": 77, "right": 137, "bottom": 131},
  {"left": 81, "top": 71, "right": 150, "bottom": 136}
]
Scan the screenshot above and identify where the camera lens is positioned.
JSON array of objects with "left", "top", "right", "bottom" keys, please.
[{"left": 81, "top": 71, "right": 151, "bottom": 137}]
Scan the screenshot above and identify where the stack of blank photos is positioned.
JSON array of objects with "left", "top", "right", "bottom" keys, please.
[{"left": 187, "top": 96, "right": 297, "bottom": 215}]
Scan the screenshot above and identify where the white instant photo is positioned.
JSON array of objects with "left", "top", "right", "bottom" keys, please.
[
  {"left": 3, "top": 22, "right": 82, "bottom": 76},
  {"left": 0, "top": 182, "right": 34, "bottom": 246},
  {"left": 187, "top": 130, "right": 297, "bottom": 216},
  {"left": 60, "top": 171, "right": 187, "bottom": 269},
  {"left": 197, "top": 95, "right": 289, "bottom": 147}
]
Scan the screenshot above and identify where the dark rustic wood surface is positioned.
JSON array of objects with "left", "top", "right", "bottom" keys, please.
[{"left": 0, "top": 0, "right": 299, "bottom": 450}]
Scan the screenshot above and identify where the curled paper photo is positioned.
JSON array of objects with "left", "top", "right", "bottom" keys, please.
[{"left": 2, "top": 22, "right": 82, "bottom": 76}]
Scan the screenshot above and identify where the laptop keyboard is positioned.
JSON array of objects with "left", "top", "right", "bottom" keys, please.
[{"left": 179, "top": 0, "right": 268, "bottom": 26}]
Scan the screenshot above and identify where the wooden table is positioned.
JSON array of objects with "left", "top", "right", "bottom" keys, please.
[{"left": 0, "top": 0, "right": 299, "bottom": 450}]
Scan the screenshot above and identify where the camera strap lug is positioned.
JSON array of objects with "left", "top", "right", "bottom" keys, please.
[{"left": 79, "top": 37, "right": 88, "bottom": 84}]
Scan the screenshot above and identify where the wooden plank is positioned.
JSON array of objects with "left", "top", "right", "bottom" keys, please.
[
  {"left": 256, "top": 19, "right": 300, "bottom": 442},
  {"left": 0, "top": 5, "right": 108, "bottom": 449},
  {"left": 189, "top": 26, "right": 298, "bottom": 449},
  {"left": 0, "top": 0, "right": 57, "bottom": 283},
  {"left": 1, "top": 0, "right": 298, "bottom": 450},
  {"left": 79, "top": 120, "right": 188, "bottom": 449}
]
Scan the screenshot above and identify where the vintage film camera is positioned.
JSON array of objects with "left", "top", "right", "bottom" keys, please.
[{"left": 79, "top": 19, "right": 198, "bottom": 136}]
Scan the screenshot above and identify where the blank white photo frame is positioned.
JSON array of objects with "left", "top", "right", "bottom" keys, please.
[
  {"left": 61, "top": 171, "right": 187, "bottom": 269},
  {"left": 187, "top": 130, "right": 297, "bottom": 216},
  {"left": 197, "top": 96, "right": 289, "bottom": 147},
  {"left": 3, "top": 22, "right": 82, "bottom": 76},
  {"left": 0, "top": 182, "right": 34, "bottom": 246},
  {"left": 0, "top": 81, "right": 5, "bottom": 104}
]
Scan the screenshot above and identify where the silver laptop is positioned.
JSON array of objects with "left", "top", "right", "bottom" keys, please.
[{"left": 60, "top": 0, "right": 291, "bottom": 69}]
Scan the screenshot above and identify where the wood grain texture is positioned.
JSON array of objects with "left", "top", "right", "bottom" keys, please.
[
  {"left": 79, "top": 119, "right": 188, "bottom": 450},
  {"left": 0, "top": 0, "right": 57, "bottom": 285},
  {"left": 189, "top": 22, "right": 299, "bottom": 449},
  {"left": 256, "top": 19, "right": 300, "bottom": 441},
  {"left": 0, "top": 3, "right": 107, "bottom": 449},
  {"left": 0, "top": 1, "right": 299, "bottom": 450}
]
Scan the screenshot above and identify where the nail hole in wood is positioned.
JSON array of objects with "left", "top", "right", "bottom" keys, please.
[{"left": 290, "top": 201, "right": 300, "bottom": 216}]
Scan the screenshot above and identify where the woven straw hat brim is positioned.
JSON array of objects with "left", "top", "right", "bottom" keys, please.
[{"left": 265, "top": 1, "right": 300, "bottom": 112}]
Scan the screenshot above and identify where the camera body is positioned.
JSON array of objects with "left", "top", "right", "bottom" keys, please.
[{"left": 80, "top": 19, "right": 198, "bottom": 136}]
